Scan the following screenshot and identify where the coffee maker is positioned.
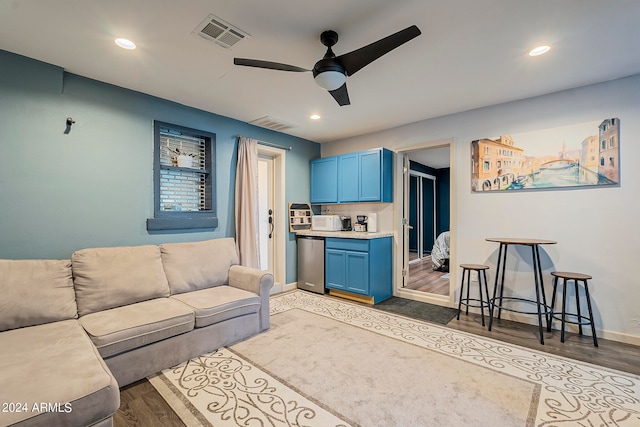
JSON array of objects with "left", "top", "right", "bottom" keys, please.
[
  {"left": 354, "top": 215, "right": 368, "bottom": 232},
  {"left": 340, "top": 216, "right": 352, "bottom": 231}
]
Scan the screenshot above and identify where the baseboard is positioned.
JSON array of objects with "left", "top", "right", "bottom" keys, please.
[
  {"left": 596, "top": 329, "right": 640, "bottom": 347},
  {"left": 271, "top": 282, "right": 298, "bottom": 295}
]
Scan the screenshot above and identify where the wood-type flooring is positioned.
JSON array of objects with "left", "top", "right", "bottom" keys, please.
[
  {"left": 404, "top": 256, "right": 450, "bottom": 295},
  {"left": 114, "top": 292, "right": 640, "bottom": 427}
]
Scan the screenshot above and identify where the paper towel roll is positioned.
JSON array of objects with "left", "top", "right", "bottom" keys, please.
[{"left": 367, "top": 213, "right": 378, "bottom": 233}]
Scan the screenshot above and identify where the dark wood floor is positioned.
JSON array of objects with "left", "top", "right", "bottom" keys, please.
[
  {"left": 114, "top": 380, "right": 185, "bottom": 427},
  {"left": 114, "top": 293, "right": 640, "bottom": 426},
  {"left": 405, "top": 256, "right": 450, "bottom": 295}
]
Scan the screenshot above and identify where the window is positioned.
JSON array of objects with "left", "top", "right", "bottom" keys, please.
[
  {"left": 146, "top": 121, "right": 217, "bottom": 231},
  {"left": 610, "top": 136, "right": 615, "bottom": 148},
  {"left": 483, "top": 161, "right": 490, "bottom": 171}
]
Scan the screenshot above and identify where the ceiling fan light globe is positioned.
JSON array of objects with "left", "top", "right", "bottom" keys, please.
[{"left": 314, "top": 71, "right": 346, "bottom": 91}]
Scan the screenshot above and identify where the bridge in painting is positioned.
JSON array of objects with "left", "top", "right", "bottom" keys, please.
[{"left": 539, "top": 159, "right": 578, "bottom": 170}]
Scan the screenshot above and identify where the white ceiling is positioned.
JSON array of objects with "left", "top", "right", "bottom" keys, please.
[
  {"left": 408, "top": 146, "right": 450, "bottom": 170},
  {"left": 1, "top": 1, "right": 639, "bottom": 143}
]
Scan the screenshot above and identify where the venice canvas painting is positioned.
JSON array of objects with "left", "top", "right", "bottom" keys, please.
[{"left": 471, "top": 118, "right": 620, "bottom": 192}]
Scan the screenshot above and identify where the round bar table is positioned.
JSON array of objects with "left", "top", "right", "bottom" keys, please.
[{"left": 486, "top": 238, "right": 557, "bottom": 344}]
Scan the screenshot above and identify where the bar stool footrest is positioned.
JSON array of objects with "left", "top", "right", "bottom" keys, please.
[
  {"left": 459, "top": 298, "right": 491, "bottom": 310},
  {"left": 550, "top": 313, "right": 594, "bottom": 326},
  {"left": 490, "top": 296, "right": 552, "bottom": 316}
]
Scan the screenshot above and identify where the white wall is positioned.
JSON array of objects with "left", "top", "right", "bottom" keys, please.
[{"left": 323, "top": 74, "right": 640, "bottom": 345}]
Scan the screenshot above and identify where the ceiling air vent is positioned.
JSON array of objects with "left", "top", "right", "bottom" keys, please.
[
  {"left": 250, "top": 116, "right": 296, "bottom": 132},
  {"left": 193, "top": 14, "right": 250, "bottom": 49}
]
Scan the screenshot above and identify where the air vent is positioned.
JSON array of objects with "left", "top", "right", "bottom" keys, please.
[
  {"left": 193, "top": 14, "right": 250, "bottom": 49},
  {"left": 250, "top": 116, "right": 296, "bottom": 132}
]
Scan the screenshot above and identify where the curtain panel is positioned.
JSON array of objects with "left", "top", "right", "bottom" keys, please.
[{"left": 234, "top": 137, "right": 261, "bottom": 268}]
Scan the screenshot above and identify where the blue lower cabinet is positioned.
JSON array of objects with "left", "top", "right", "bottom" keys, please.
[
  {"left": 325, "top": 249, "right": 346, "bottom": 290},
  {"left": 325, "top": 237, "right": 392, "bottom": 303},
  {"left": 345, "top": 251, "right": 369, "bottom": 294}
]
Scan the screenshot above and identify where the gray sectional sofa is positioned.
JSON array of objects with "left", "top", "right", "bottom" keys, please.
[{"left": 0, "top": 238, "right": 273, "bottom": 427}]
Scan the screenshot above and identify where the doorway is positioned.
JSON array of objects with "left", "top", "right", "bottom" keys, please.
[
  {"left": 396, "top": 142, "right": 454, "bottom": 305},
  {"left": 257, "top": 146, "right": 286, "bottom": 292}
]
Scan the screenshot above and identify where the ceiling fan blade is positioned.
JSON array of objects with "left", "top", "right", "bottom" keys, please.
[
  {"left": 328, "top": 83, "right": 350, "bottom": 106},
  {"left": 336, "top": 25, "right": 421, "bottom": 76},
  {"left": 234, "top": 58, "right": 310, "bottom": 72}
]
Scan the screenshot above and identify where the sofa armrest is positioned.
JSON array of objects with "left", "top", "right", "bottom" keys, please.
[{"left": 229, "top": 265, "right": 274, "bottom": 331}]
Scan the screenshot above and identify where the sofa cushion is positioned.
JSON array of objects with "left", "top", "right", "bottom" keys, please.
[
  {"left": 160, "top": 238, "right": 240, "bottom": 295},
  {"left": 0, "top": 259, "right": 76, "bottom": 332},
  {"left": 72, "top": 245, "right": 170, "bottom": 316},
  {"left": 0, "top": 320, "right": 119, "bottom": 427},
  {"left": 171, "top": 285, "right": 260, "bottom": 328},
  {"left": 79, "top": 298, "right": 195, "bottom": 358}
]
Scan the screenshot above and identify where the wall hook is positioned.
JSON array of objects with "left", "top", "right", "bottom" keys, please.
[{"left": 64, "top": 117, "right": 76, "bottom": 134}]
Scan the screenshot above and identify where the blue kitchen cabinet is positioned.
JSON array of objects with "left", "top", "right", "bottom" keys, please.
[
  {"left": 310, "top": 156, "right": 338, "bottom": 203},
  {"left": 325, "top": 237, "right": 392, "bottom": 303},
  {"left": 345, "top": 251, "right": 369, "bottom": 294},
  {"left": 325, "top": 248, "right": 346, "bottom": 290},
  {"left": 338, "top": 153, "right": 359, "bottom": 202},
  {"left": 311, "top": 148, "right": 393, "bottom": 204},
  {"left": 359, "top": 148, "right": 393, "bottom": 202}
]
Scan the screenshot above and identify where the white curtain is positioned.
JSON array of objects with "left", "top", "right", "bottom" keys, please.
[{"left": 235, "top": 136, "right": 261, "bottom": 268}]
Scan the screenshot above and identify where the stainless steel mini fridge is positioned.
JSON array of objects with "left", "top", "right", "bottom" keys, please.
[{"left": 297, "top": 236, "right": 325, "bottom": 294}]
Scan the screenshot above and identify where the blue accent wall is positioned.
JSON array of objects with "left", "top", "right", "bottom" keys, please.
[
  {"left": 409, "top": 161, "right": 450, "bottom": 236},
  {"left": 0, "top": 50, "right": 320, "bottom": 283}
]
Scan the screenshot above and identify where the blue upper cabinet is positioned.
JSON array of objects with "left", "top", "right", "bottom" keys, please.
[
  {"left": 311, "top": 148, "right": 393, "bottom": 204},
  {"left": 338, "top": 153, "right": 359, "bottom": 202},
  {"left": 310, "top": 156, "right": 338, "bottom": 203}
]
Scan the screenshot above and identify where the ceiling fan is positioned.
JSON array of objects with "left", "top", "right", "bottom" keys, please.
[{"left": 234, "top": 25, "right": 421, "bottom": 106}]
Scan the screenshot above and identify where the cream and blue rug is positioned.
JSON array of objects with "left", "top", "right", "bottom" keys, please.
[{"left": 149, "top": 291, "right": 640, "bottom": 426}]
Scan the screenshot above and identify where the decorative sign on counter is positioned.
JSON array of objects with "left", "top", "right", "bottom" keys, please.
[{"left": 289, "top": 203, "right": 312, "bottom": 232}]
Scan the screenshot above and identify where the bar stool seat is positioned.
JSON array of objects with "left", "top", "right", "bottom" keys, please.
[
  {"left": 548, "top": 271, "right": 598, "bottom": 347},
  {"left": 457, "top": 264, "right": 491, "bottom": 326}
]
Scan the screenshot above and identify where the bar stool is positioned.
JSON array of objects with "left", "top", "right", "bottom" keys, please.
[
  {"left": 547, "top": 271, "right": 598, "bottom": 347},
  {"left": 457, "top": 264, "right": 491, "bottom": 326}
]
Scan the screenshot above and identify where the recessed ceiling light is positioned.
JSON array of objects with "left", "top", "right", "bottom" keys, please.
[
  {"left": 310, "top": 114, "right": 321, "bottom": 120},
  {"left": 115, "top": 38, "right": 136, "bottom": 50},
  {"left": 528, "top": 45, "right": 550, "bottom": 56}
]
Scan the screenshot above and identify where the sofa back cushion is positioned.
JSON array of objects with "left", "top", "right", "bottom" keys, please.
[
  {"left": 0, "top": 259, "right": 77, "bottom": 332},
  {"left": 72, "top": 245, "right": 170, "bottom": 316},
  {"left": 160, "top": 238, "right": 239, "bottom": 295}
]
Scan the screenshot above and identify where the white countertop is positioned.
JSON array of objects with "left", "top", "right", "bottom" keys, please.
[{"left": 295, "top": 230, "right": 394, "bottom": 239}]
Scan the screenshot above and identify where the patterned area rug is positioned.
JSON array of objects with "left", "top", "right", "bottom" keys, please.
[{"left": 149, "top": 291, "right": 640, "bottom": 426}]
